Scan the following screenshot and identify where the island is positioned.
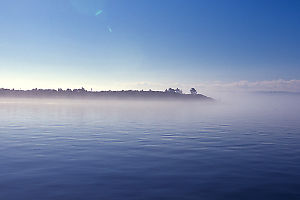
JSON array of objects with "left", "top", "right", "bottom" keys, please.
[{"left": 0, "top": 87, "right": 213, "bottom": 101}]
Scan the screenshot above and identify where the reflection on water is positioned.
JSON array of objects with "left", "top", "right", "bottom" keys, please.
[{"left": 0, "top": 95, "right": 300, "bottom": 200}]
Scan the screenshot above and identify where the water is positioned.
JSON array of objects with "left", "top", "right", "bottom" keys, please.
[{"left": 0, "top": 95, "right": 300, "bottom": 200}]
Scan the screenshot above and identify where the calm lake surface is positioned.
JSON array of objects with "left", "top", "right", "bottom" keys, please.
[{"left": 0, "top": 95, "right": 300, "bottom": 200}]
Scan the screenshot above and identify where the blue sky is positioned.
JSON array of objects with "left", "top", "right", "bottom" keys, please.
[{"left": 0, "top": 0, "right": 299, "bottom": 90}]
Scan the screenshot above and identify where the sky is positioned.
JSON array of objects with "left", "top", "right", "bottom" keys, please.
[{"left": 0, "top": 0, "right": 299, "bottom": 92}]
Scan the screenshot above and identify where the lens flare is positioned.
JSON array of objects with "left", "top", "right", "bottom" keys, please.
[{"left": 95, "top": 10, "right": 103, "bottom": 16}]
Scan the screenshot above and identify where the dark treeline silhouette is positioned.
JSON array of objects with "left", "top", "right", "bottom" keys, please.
[{"left": 0, "top": 87, "right": 213, "bottom": 101}]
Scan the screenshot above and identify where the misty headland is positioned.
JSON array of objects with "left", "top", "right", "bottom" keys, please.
[{"left": 0, "top": 87, "right": 213, "bottom": 101}]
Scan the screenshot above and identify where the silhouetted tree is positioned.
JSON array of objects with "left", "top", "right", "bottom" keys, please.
[
  {"left": 190, "top": 88, "right": 197, "bottom": 95},
  {"left": 166, "top": 88, "right": 176, "bottom": 93},
  {"left": 175, "top": 88, "right": 183, "bottom": 94}
]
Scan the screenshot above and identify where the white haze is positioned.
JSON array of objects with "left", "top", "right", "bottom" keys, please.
[{"left": 0, "top": 92, "right": 299, "bottom": 127}]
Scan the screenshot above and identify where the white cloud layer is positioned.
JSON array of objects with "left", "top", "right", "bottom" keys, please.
[{"left": 123, "top": 79, "right": 300, "bottom": 95}]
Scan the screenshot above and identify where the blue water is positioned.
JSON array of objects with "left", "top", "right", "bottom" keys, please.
[{"left": 0, "top": 96, "right": 300, "bottom": 199}]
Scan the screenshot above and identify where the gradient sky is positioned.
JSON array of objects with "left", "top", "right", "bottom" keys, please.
[{"left": 0, "top": 0, "right": 299, "bottom": 90}]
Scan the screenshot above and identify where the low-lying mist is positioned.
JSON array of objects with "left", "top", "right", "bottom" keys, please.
[{"left": 0, "top": 92, "right": 299, "bottom": 126}]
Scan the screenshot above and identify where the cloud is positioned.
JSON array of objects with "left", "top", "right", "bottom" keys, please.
[
  {"left": 120, "top": 79, "right": 300, "bottom": 94},
  {"left": 199, "top": 79, "right": 300, "bottom": 93}
]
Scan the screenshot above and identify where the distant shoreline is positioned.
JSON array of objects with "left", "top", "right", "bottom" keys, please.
[{"left": 0, "top": 88, "right": 214, "bottom": 101}]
